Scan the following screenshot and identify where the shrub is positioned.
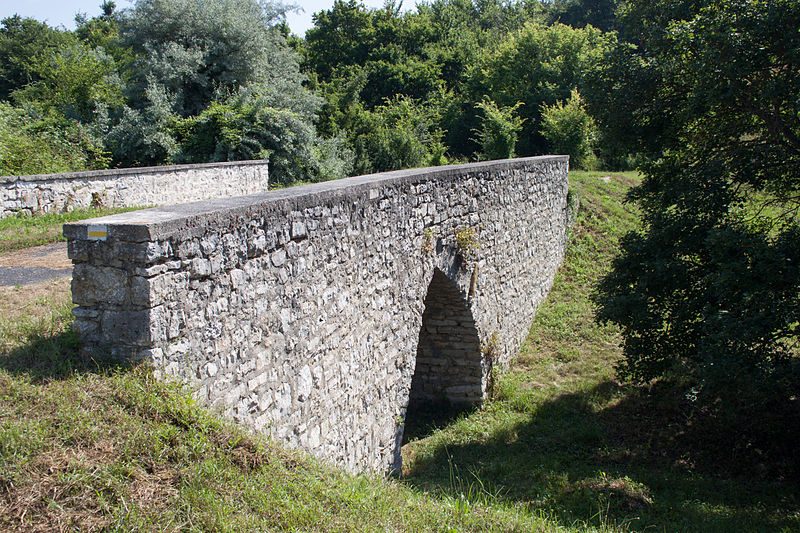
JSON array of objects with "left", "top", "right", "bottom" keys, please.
[
  {"left": 472, "top": 97, "right": 524, "bottom": 160},
  {"left": 0, "top": 103, "right": 108, "bottom": 176},
  {"left": 540, "top": 89, "right": 597, "bottom": 169}
]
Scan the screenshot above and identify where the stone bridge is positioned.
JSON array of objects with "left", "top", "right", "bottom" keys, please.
[{"left": 64, "top": 156, "right": 571, "bottom": 472}]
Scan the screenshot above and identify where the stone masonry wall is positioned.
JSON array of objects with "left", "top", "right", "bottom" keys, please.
[
  {"left": 411, "top": 268, "right": 483, "bottom": 404},
  {"left": 64, "top": 156, "right": 570, "bottom": 472},
  {"left": 1, "top": 160, "right": 269, "bottom": 218}
]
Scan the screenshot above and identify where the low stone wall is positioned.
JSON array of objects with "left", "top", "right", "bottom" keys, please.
[
  {"left": 64, "top": 156, "right": 570, "bottom": 472},
  {"left": 1, "top": 160, "right": 269, "bottom": 218}
]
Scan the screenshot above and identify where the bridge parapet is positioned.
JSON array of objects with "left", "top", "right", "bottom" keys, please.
[{"left": 64, "top": 156, "right": 570, "bottom": 472}]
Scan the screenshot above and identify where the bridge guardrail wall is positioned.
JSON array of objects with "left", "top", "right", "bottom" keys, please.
[{"left": 1, "top": 160, "right": 269, "bottom": 218}]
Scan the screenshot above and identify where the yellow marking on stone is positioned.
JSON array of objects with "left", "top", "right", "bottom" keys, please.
[{"left": 87, "top": 224, "right": 108, "bottom": 241}]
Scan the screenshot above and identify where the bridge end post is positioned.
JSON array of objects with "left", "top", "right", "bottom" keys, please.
[{"left": 64, "top": 220, "right": 171, "bottom": 364}]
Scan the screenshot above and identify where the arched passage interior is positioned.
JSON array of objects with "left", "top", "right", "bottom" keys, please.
[{"left": 403, "top": 268, "right": 483, "bottom": 443}]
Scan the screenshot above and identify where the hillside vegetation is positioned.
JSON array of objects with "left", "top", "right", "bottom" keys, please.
[
  {"left": 0, "top": 0, "right": 620, "bottom": 181},
  {"left": 1, "top": 171, "right": 797, "bottom": 532}
]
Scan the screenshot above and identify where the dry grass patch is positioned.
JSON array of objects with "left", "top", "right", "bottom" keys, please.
[
  {"left": 0, "top": 243, "right": 72, "bottom": 270},
  {"left": 0, "top": 278, "right": 72, "bottom": 323}
]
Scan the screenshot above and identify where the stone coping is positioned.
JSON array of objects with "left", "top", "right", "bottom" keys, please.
[
  {"left": 63, "top": 156, "right": 568, "bottom": 243},
  {"left": 1, "top": 159, "right": 269, "bottom": 185}
]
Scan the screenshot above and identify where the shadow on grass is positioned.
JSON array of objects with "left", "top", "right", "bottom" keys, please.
[
  {"left": 0, "top": 328, "right": 131, "bottom": 382},
  {"left": 403, "top": 398, "right": 479, "bottom": 445},
  {"left": 402, "top": 380, "right": 800, "bottom": 533}
]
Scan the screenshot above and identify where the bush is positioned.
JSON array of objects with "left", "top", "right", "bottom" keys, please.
[
  {"left": 349, "top": 95, "right": 447, "bottom": 174},
  {"left": 0, "top": 103, "right": 108, "bottom": 176},
  {"left": 472, "top": 97, "right": 524, "bottom": 160},
  {"left": 540, "top": 89, "right": 597, "bottom": 169}
]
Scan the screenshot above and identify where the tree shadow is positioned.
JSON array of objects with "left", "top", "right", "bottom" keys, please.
[
  {"left": 403, "top": 398, "right": 478, "bottom": 445},
  {"left": 0, "top": 328, "right": 131, "bottom": 382},
  {"left": 401, "top": 379, "right": 800, "bottom": 532}
]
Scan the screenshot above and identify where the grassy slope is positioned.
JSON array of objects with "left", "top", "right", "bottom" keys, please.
[
  {"left": 0, "top": 207, "right": 142, "bottom": 253},
  {"left": 0, "top": 296, "right": 582, "bottom": 533},
  {"left": 1, "top": 171, "right": 797, "bottom": 532}
]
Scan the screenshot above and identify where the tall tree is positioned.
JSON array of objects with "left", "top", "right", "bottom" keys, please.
[
  {"left": 470, "top": 22, "right": 614, "bottom": 156},
  {"left": 108, "top": 0, "right": 345, "bottom": 182},
  {"left": 0, "top": 16, "right": 74, "bottom": 101},
  {"left": 593, "top": 0, "right": 800, "bottom": 462}
]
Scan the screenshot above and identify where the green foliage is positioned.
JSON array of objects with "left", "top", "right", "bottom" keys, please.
[
  {"left": 0, "top": 16, "right": 74, "bottom": 101},
  {"left": 594, "top": 0, "right": 800, "bottom": 458},
  {"left": 175, "top": 93, "right": 353, "bottom": 183},
  {"left": 0, "top": 0, "right": 621, "bottom": 178},
  {"left": 74, "top": 2, "right": 136, "bottom": 86},
  {"left": 102, "top": 0, "right": 344, "bottom": 181},
  {"left": 0, "top": 102, "right": 108, "bottom": 176},
  {"left": 470, "top": 22, "right": 615, "bottom": 157},
  {"left": 305, "top": 0, "right": 441, "bottom": 108},
  {"left": 540, "top": 89, "right": 597, "bottom": 169},
  {"left": 104, "top": 82, "right": 180, "bottom": 166},
  {"left": 121, "top": 0, "right": 298, "bottom": 117},
  {"left": 472, "top": 97, "right": 524, "bottom": 160},
  {"left": 11, "top": 41, "right": 123, "bottom": 123},
  {"left": 454, "top": 226, "right": 479, "bottom": 258},
  {"left": 544, "top": 0, "right": 621, "bottom": 32},
  {"left": 346, "top": 95, "right": 448, "bottom": 174}
]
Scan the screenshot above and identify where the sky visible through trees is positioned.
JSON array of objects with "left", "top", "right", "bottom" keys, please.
[{"left": 0, "top": 0, "right": 404, "bottom": 36}]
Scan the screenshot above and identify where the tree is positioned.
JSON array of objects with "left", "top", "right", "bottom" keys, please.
[
  {"left": 0, "top": 102, "right": 108, "bottom": 175},
  {"left": 470, "top": 22, "right": 614, "bottom": 157},
  {"left": 0, "top": 16, "right": 74, "bottom": 101},
  {"left": 121, "top": 0, "right": 306, "bottom": 118},
  {"left": 593, "top": 0, "right": 800, "bottom": 462},
  {"left": 540, "top": 89, "right": 597, "bottom": 169},
  {"left": 472, "top": 97, "right": 524, "bottom": 160},
  {"left": 12, "top": 41, "right": 123, "bottom": 123},
  {"left": 304, "top": 0, "right": 441, "bottom": 109},
  {"left": 346, "top": 95, "right": 448, "bottom": 175},
  {"left": 544, "top": 0, "right": 620, "bottom": 32},
  {"left": 111, "top": 0, "right": 341, "bottom": 182}
]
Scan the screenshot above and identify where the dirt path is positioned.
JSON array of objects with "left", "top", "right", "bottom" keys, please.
[{"left": 0, "top": 242, "right": 72, "bottom": 287}]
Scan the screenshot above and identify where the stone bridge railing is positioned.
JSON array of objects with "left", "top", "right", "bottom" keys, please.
[
  {"left": 64, "top": 156, "right": 570, "bottom": 472},
  {"left": 2, "top": 160, "right": 269, "bottom": 218}
]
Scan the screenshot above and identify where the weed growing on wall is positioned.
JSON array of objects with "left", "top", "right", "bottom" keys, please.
[{"left": 454, "top": 226, "right": 479, "bottom": 259}]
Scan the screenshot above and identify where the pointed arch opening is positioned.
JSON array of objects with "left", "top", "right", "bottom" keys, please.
[{"left": 403, "top": 268, "right": 483, "bottom": 444}]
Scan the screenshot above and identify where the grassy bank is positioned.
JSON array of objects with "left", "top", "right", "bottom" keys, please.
[
  {"left": 0, "top": 297, "right": 604, "bottom": 532},
  {"left": 1, "top": 171, "right": 797, "bottom": 531},
  {"left": 0, "top": 207, "right": 142, "bottom": 253}
]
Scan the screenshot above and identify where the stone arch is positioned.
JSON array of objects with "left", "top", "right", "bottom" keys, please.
[{"left": 403, "top": 268, "right": 483, "bottom": 443}]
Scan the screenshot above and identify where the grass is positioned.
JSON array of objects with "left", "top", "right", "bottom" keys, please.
[
  {"left": 1, "top": 170, "right": 798, "bottom": 531},
  {"left": 0, "top": 207, "right": 143, "bottom": 253},
  {"left": 0, "top": 294, "right": 607, "bottom": 532}
]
